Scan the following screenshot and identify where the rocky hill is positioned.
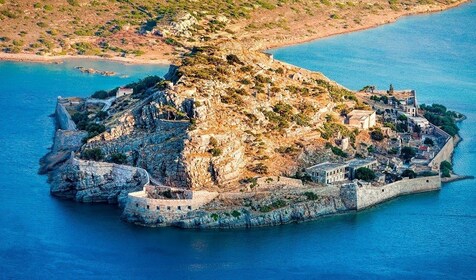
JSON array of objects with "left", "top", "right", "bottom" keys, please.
[{"left": 43, "top": 40, "right": 375, "bottom": 199}]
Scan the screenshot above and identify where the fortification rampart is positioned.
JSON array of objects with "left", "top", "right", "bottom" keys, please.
[
  {"left": 429, "top": 124, "right": 455, "bottom": 169},
  {"left": 55, "top": 98, "right": 77, "bottom": 131},
  {"left": 122, "top": 190, "right": 218, "bottom": 226},
  {"left": 355, "top": 175, "right": 441, "bottom": 210}
]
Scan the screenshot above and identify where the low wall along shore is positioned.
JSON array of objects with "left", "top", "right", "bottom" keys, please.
[{"left": 355, "top": 175, "right": 441, "bottom": 210}]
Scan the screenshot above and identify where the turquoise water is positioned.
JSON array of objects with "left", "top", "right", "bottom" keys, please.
[{"left": 1, "top": 2, "right": 476, "bottom": 278}]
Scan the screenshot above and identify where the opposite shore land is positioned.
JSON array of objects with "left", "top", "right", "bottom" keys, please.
[{"left": 0, "top": 0, "right": 470, "bottom": 66}]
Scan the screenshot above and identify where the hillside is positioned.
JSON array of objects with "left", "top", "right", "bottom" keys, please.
[
  {"left": 0, "top": 0, "right": 467, "bottom": 63},
  {"left": 65, "top": 43, "right": 373, "bottom": 192}
]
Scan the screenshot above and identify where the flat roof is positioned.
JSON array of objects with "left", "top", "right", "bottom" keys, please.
[
  {"left": 306, "top": 162, "right": 347, "bottom": 171},
  {"left": 346, "top": 158, "right": 378, "bottom": 168}
]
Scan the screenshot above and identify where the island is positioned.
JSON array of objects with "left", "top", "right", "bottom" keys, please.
[{"left": 39, "top": 40, "right": 467, "bottom": 228}]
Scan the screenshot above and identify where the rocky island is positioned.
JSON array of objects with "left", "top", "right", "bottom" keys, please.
[{"left": 40, "top": 35, "right": 466, "bottom": 228}]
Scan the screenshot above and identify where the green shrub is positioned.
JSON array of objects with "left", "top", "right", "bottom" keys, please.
[
  {"left": 231, "top": 210, "right": 241, "bottom": 217},
  {"left": 108, "top": 153, "right": 127, "bottom": 164},
  {"left": 400, "top": 147, "right": 417, "bottom": 162},
  {"left": 82, "top": 148, "right": 104, "bottom": 161},
  {"left": 331, "top": 146, "right": 348, "bottom": 158},
  {"left": 401, "top": 169, "right": 417, "bottom": 179},
  {"left": 209, "top": 148, "right": 222, "bottom": 157},
  {"left": 226, "top": 54, "right": 243, "bottom": 65},
  {"left": 250, "top": 163, "right": 268, "bottom": 174},
  {"left": 355, "top": 167, "right": 376, "bottom": 181},
  {"left": 440, "top": 160, "right": 452, "bottom": 177},
  {"left": 304, "top": 191, "right": 318, "bottom": 201},
  {"left": 260, "top": 200, "right": 286, "bottom": 212},
  {"left": 371, "top": 130, "right": 384, "bottom": 141},
  {"left": 424, "top": 138, "right": 434, "bottom": 146}
]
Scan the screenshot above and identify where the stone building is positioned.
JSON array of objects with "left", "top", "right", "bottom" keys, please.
[
  {"left": 408, "top": 116, "right": 431, "bottom": 133},
  {"left": 305, "top": 162, "right": 348, "bottom": 185},
  {"left": 346, "top": 110, "right": 376, "bottom": 129},
  {"left": 116, "top": 87, "right": 134, "bottom": 98}
]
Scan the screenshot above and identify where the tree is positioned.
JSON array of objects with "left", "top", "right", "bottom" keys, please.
[
  {"left": 401, "top": 169, "right": 417, "bottom": 179},
  {"left": 400, "top": 147, "right": 417, "bottom": 162},
  {"left": 440, "top": 160, "right": 452, "bottom": 177},
  {"left": 413, "top": 124, "right": 421, "bottom": 134},
  {"left": 355, "top": 167, "right": 376, "bottom": 181},
  {"left": 389, "top": 84, "right": 394, "bottom": 94},
  {"left": 424, "top": 138, "right": 434, "bottom": 146}
]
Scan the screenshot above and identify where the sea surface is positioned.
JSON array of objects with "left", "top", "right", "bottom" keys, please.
[{"left": 1, "top": 2, "right": 476, "bottom": 278}]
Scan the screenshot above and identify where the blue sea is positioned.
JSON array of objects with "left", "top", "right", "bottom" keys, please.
[{"left": 1, "top": 2, "right": 476, "bottom": 278}]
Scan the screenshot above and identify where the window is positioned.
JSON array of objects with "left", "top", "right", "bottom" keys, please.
[
  {"left": 146, "top": 205, "right": 149, "bottom": 209},
  {"left": 136, "top": 203, "right": 139, "bottom": 207},
  {"left": 178, "top": 206, "right": 181, "bottom": 210},
  {"left": 157, "top": 206, "right": 160, "bottom": 210},
  {"left": 167, "top": 206, "right": 171, "bottom": 210},
  {"left": 188, "top": 206, "right": 192, "bottom": 210}
]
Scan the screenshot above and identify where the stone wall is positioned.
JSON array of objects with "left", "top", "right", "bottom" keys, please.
[
  {"left": 122, "top": 190, "right": 218, "bottom": 226},
  {"left": 428, "top": 124, "right": 455, "bottom": 169},
  {"left": 55, "top": 98, "right": 77, "bottom": 131},
  {"left": 355, "top": 175, "right": 441, "bottom": 210}
]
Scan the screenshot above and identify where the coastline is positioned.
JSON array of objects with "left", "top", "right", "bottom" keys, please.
[
  {"left": 0, "top": 0, "right": 470, "bottom": 66},
  {"left": 261, "top": 0, "right": 471, "bottom": 51},
  {"left": 0, "top": 52, "right": 171, "bottom": 66}
]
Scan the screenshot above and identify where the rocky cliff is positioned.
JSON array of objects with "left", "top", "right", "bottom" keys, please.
[{"left": 49, "top": 155, "right": 148, "bottom": 206}]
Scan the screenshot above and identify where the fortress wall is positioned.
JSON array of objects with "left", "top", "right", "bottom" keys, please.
[
  {"left": 122, "top": 190, "right": 218, "bottom": 226},
  {"left": 356, "top": 175, "right": 441, "bottom": 210},
  {"left": 55, "top": 99, "right": 77, "bottom": 131},
  {"left": 429, "top": 137, "right": 454, "bottom": 168}
]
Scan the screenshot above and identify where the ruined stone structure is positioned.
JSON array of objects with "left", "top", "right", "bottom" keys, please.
[
  {"left": 306, "top": 162, "right": 347, "bottom": 184},
  {"left": 346, "top": 110, "right": 376, "bottom": 129}
]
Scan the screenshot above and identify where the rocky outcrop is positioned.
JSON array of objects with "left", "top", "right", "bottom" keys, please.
[{"left": 49, "top": 156, "right": 148, "bottom": 206}]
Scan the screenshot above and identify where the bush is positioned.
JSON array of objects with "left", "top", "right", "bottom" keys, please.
[
  {"left": 400, "top": 147, "right": 417, "bottom": 162},
  {"left": 355, "top": 167, "right": 376, "bottom": 181},
  {"left": 331, "top": 146, "right": 348, "bottom": 158},
  {"left": 260, "top": 200, "right": 286, "bottom": 212},
  {"left": 226, "top": 54, "right": 243, "bottom": 65},
  {"left": 401, "top": 169, "right": 417, "bottom": 179},
  {"left": 371, "top": 130, "right": 384, "bottom": 141},
  {"left": 82, "top": 148, "right": 104, "bottom": 161},
  {"left": 424, "top": 138, "right": 434, "bottom": 146},
  {"left": 209, "top": 148, "right": 222, "bottom": 157},
  {"left": 108, "top": 153, "right": 127, "bottom": 164},
  {"left": 304, "top": 192, "right": 318, "bottom": 201},
  {"left": 92, "top": 90, "right": 113, "bottom": 99},
  {"left": 440, "top": 160, "right": 452, "bottom": 177},
  {"left": 250, "top": 163, "right": 268, "bottom": 174},
  {"left": 231, "top": 210, "right": 241, "bottom": 217}
]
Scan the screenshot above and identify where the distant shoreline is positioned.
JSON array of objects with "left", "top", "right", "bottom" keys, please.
[
  {"left": 262, "top": 0, "right": 471, "bottom": 51},
  {"left": 0, "top": 53, "right": 171, "bottom": 66},
  {"left": 0, "top": 0, "right": 470, "bottom": 66}
]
